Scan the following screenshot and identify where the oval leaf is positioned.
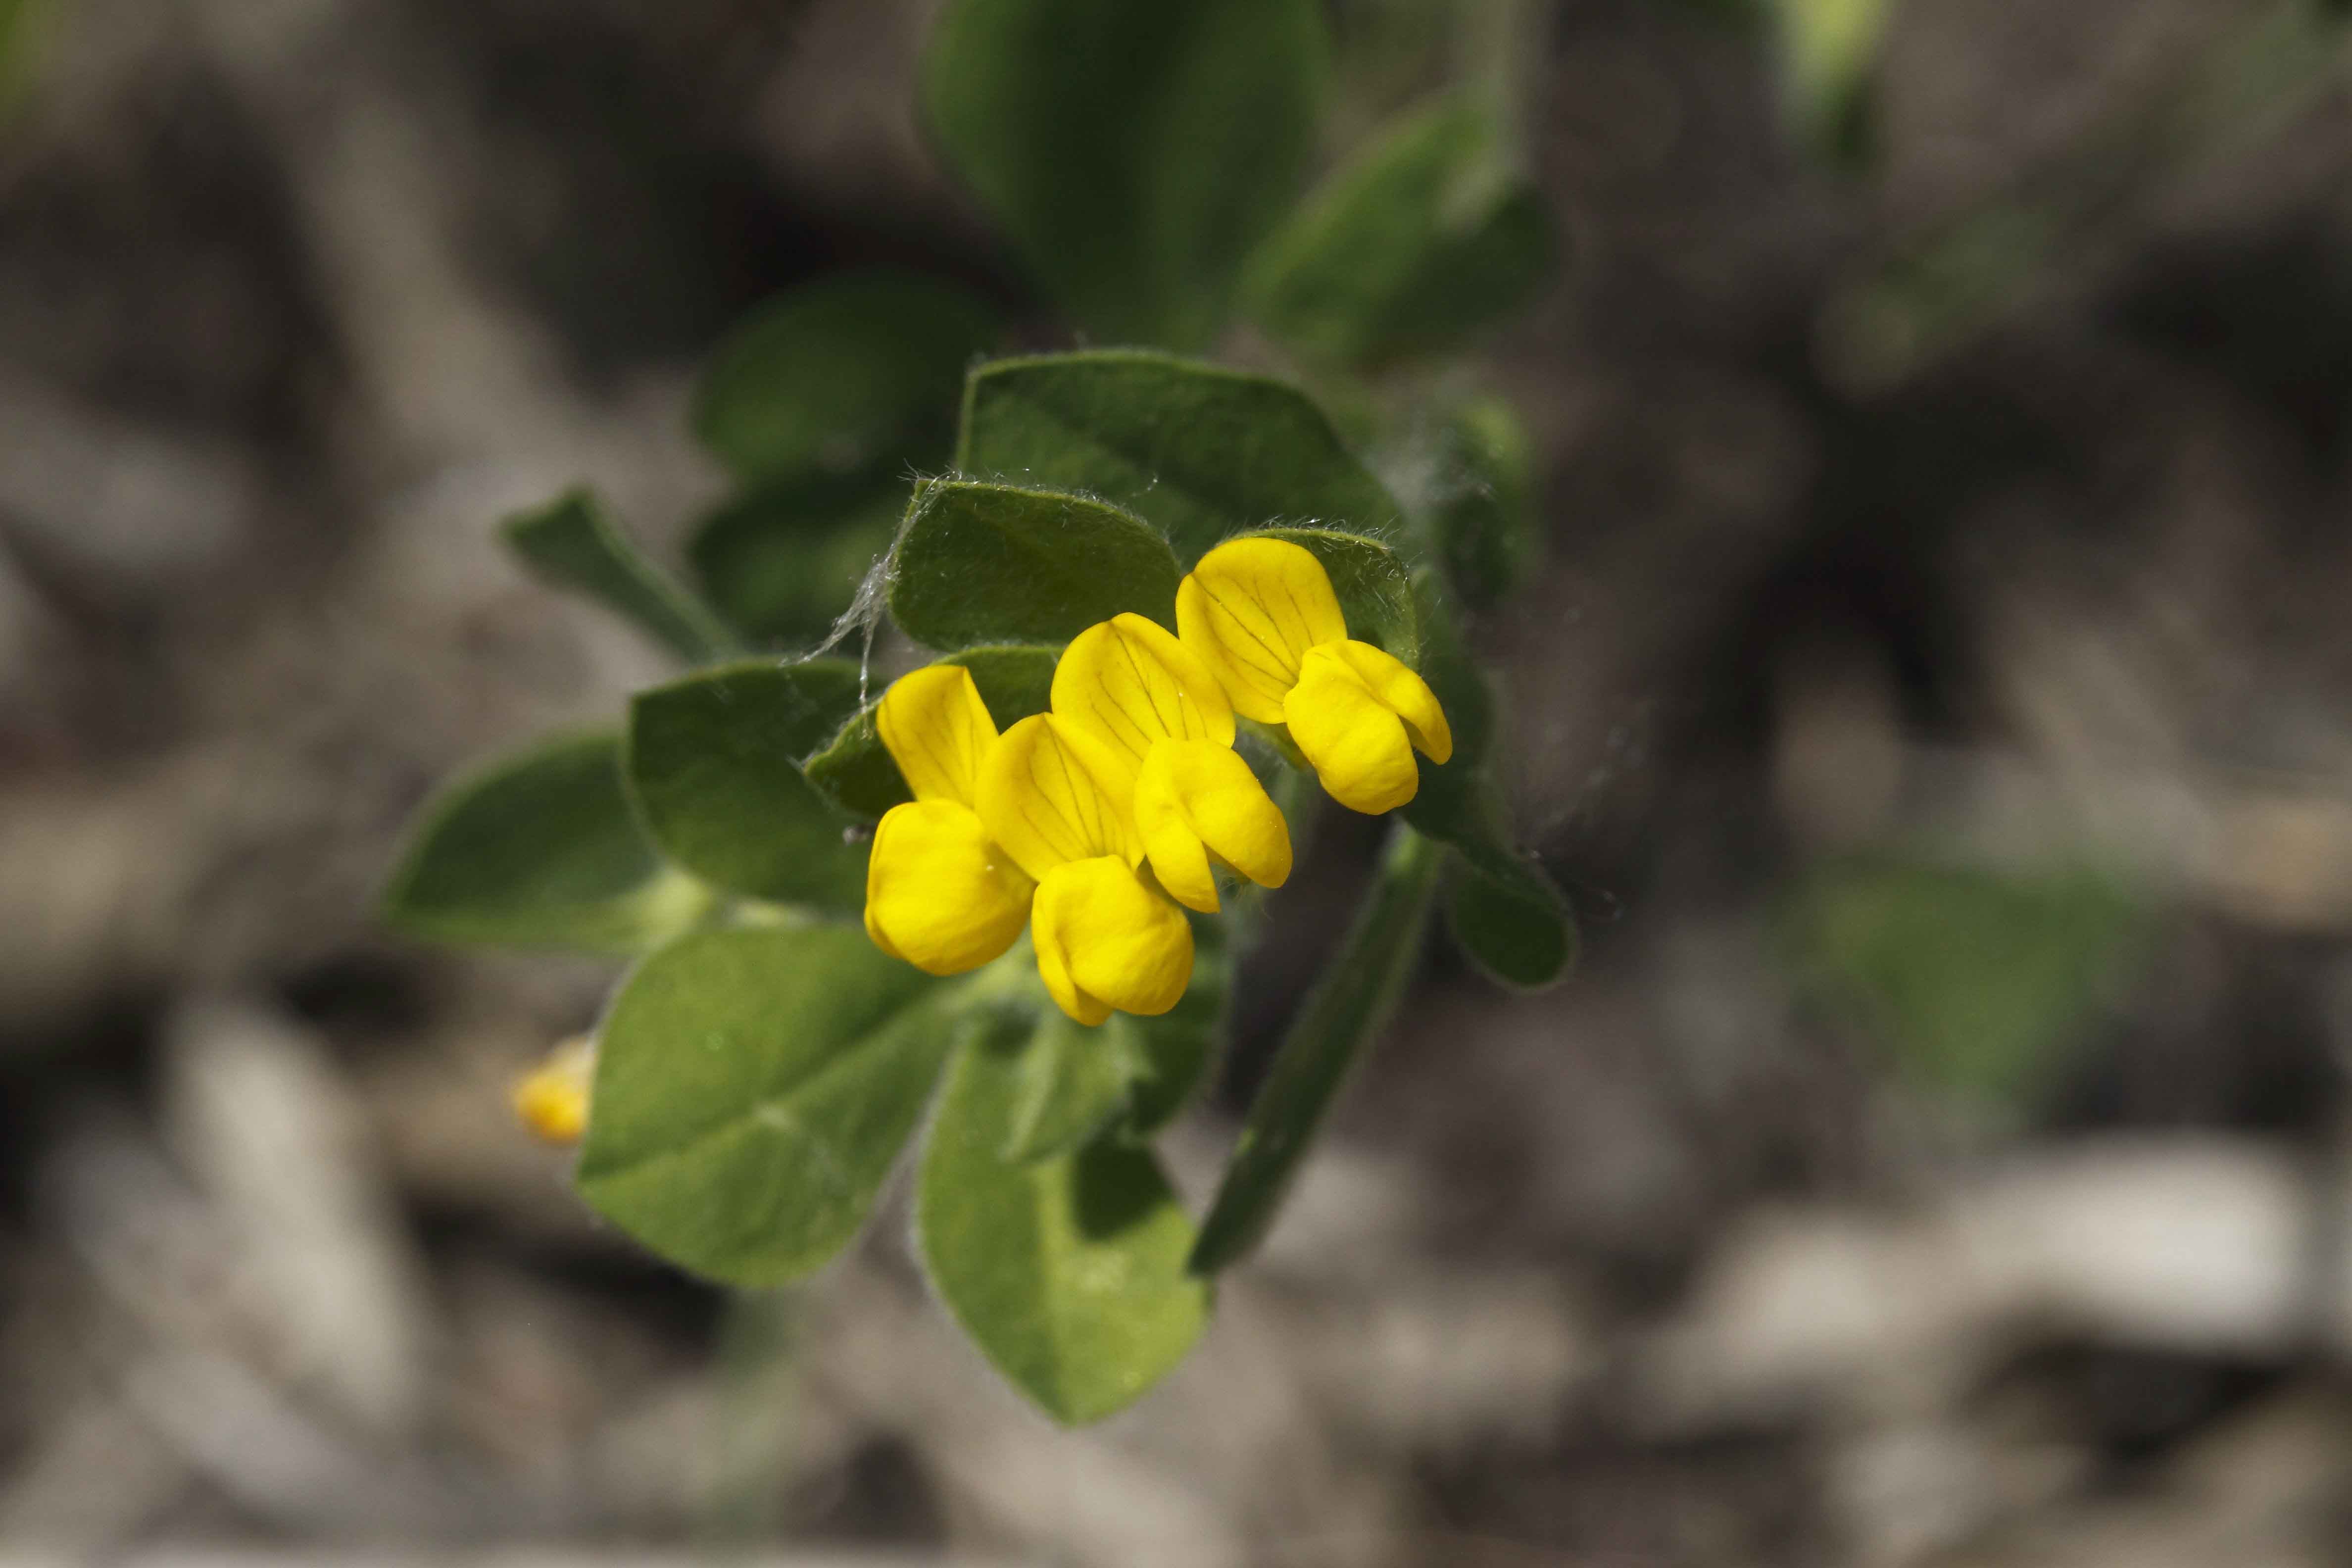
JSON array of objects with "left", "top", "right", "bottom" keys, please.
[
  {"left": 625, "top": 660, "right": 871, "bottom": 910},
  {"left": 1115, "top": 910, "right": 1229, "bottom": 1139},
  {"left": 1243, "top": 94, "right": 1558, "bottom": 368},
  {"left": 381, "top": 731, "right": 711, "bottom": 954},
  {"left": 693, "top": 271, "right": 1000, "bottom": 486},
  {"left": 888, "top": 480, "right": 1179, "bottom": 649},
  {"left": 920, "top": 0, "right": 1326, "bottom": 348},
  {"left": 1784, "top": 857, "right": 2148, "bottom": 1102},
  {"left": 1431, "top": 396, "right": 1541, "bottom": 612},
  {"left": 805, "top": 645, "right": 1060, "bottom": 821},
  {"left": 1396, "top": 569, "right": 1500, "bottom": 844},
  {"left": 919, "top": 1025, "right": 1211, "bottom": 1423},
  {"left": 994, "top": 909, "right": 1232, "bottom": 1158},
  {"left": 689, "top": 476, "right": 906, "bottom": 646},
  {"left": 1002, "top": 1005, "right": 1137, "bottom": 1164},
  {"left": 503, "top": 489, "right": 738, "bottom": 665},
  {"left": 959, "top": 350, "right": 1402, "bottom": 564},
  {"left": 1770, "top": 0, "right": 1892, "bottom": 167},
  {"left": 1395, "top": 579, "right": 1576, "bottom": 986},
  {"left": 1444, "top": 853, "right": 1577, "bottom": 991},
  {"left": 1189, "top": 825, "right": 1441, "bottom": 1274},
  {"left": 577, "top": 927, "right": 958, "bottom": 1286}
]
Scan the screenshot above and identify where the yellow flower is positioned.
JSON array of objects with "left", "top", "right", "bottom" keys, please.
[
  {"left": 864, "top": 665, "right": 1035, "bottom": 975},
  {"left": 1176, "top": 537, "right": 1453, "bottom": 815},
  {"left": 1050, "top": 613, "right": 1291, "bottom": 914},
  {"left": 514, "top": 1034, "right": 596, "bottom": 1145},
  {"left": 978, "top": 712, "right": 1193, "bottom": 1025}
]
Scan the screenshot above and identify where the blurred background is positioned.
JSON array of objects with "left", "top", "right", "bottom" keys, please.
[{"left": 7, "top": 0, "right": 2352, "bottom": 1563}]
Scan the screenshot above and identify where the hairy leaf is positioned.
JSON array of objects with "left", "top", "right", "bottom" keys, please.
[
  {"left": 920, "top": 1021, "right": 1210, "bottom": 1423},
  {"left": 1397, "top": 578, "right": 1574, "bottom": 984},
  {"left": 578, "top": 927, "right": 958, "bottom": 1285},
  {"left": 625, "top": 660, "right": 870, "bottom": 910},
  {"left": 693, "top": 271, "right": 999, "bottom": 486},
  {"left": 1430, "top": 396, "right": 1541, "bottom": 611},
  {"left": 1444, "top": 854, "right": 1577, "bottom": 990},
  {"left": 888, "top": 480, "right": 1179, "bottom": 649},
  {"left": 1002, "top": 1005, "right": 1138, "bottom": 1164},
  {"left": 502, "top": 489, "right": 737, "bottom": 665},
  {"left": 1244, "top": 94, "right": 1556, "bottom": 367},
  {"left": 382, "top": 731, "right": 710, "bottom": 954},
  {"left": 689, "top": 476, "right": 906, "bottom": 646},
  {"left": 959, "top": 350, "right": 1401, "bottom": 563},
  {"left": 921, "top": 0, "right": 1325, "bottom": 347},
  {"left": 1115, "top": 910, "right": 1229, "bottom": 1138}
]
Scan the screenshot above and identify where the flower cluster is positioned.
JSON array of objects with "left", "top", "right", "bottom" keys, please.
[{"left": 863, "top": 537, "right": 1453, "bottom": 1024}]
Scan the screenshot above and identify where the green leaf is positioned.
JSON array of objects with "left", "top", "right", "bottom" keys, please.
[
  {"left": 0, "top": 0, "right": 57, "bottom": 117},
  {"left": 888, "top": 480, "right": 1180, "bottom": 649},
  {"left": 1396, "top": 580, "right": 1576, "bottom": 985},
  {"left": 804, "top": 645, "right": 1060, "bottom": 821},
  {"left": 1002, "top": 1005, "right": 1137, "bottom": 1163},
  {"left": 920, "top": 0, "right": 1325, "bottom": 348},
  {"left": 989, "top": 909, "right": 1232, "bottom": 1160},
  {"left": 1117, "top": 910, "right": 1230, "bottom": 1138},
  {"left": 1767, "top": 0, "right": 1892, "bottom": 166},
  {"left": 577, "top": 927, "right": 958, "bottom": 1286},
  {"left": 1396, "top": 576, "right": 1501, "bottom": 837},
  {"left": 502, "top": 489, "right": 739, "bottom": 665},
  {"left": 1250, "top": 526, "right": 1419, "bottom": 668},
  {"left": 918, "top": 1024, "right": 1211, "bottom": 1423},
  {"left": 688, "top": 476, "right": 906, "bottom": 646},
  {"left": 1189, "top": 825, "right": 1441, "bottom": 1274},
  {"left": 1243, "top": 93, "right": 1557, "bottom": 367},
  {"left": 1783, "top": 857, "right": 2150, "bottom": 1101},
  {"left": 1444, "top": 855, "right": 1576, "bottom": 990},
  {"left": 692, "top": 271, "right": 1000, "bottom": 486},
  {"left": 1430, "top": 396, "right": 1541, "bottom": 611},
  {"left": 382, "top": 731, "right": 713, "bottom": 955},
  {"left": 958, "top": 350, "right": 1402, "bottom": 564},
  {"left": 625, "top": 660, "right": 872, "bottom": 910}
]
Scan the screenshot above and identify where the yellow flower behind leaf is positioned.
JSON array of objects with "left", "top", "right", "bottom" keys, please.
[
  {"left": 1176, "top": 537, "right": 1453, "bottom": 815},
  {"left": 865, "top": 665, "right": 1034, "bottom": 975},
  {"left": 877, "top": 661, "right": 995, "bottom": 803},
  {"left": 979, "top": 713, "right": 1193, "bottom": 1025},
  {"left": 1051, "top": 614, "right": 1291, "bottom": 913},
  {"left": 514, "top": 1034, "right": 596, "bottom": 1146}
]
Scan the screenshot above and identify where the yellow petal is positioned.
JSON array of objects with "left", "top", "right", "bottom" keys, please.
[
  {"left": 1319, "top": 639, "right": 1452, "bottom": 764},
  {"left": 877, "top": 664, "right": 998, "bottom": 807},
  {"left": 1051, "top": 612, "right": 1234, "bottom": 773},
  {"left": 1030, "top": 890, "right": 1111, "bottom": 1026},
  {"left": 863, "top": 799, "right": 1032, "bottom": 975},
  {"left": 1133, "top": 738, "right": 1292, "bottom": 913},
  {"left": 513, "top": 1035, "right": 596, "bottom": 1145},
  {"left": 1031, "top": 856, "right": 1195, "bottom": 1024},
  {"left": 862, "top": 897, "right": 906, "bottom": 964},
  {"left": 1176, "top": 537, "right": 1347, "bottom": 723},
  {"left": 977, "top": 713, "right": 1141, "bottom": 882},
  {"left": 1284, "top": 644, "right": 1423, "bottom": 814}
]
